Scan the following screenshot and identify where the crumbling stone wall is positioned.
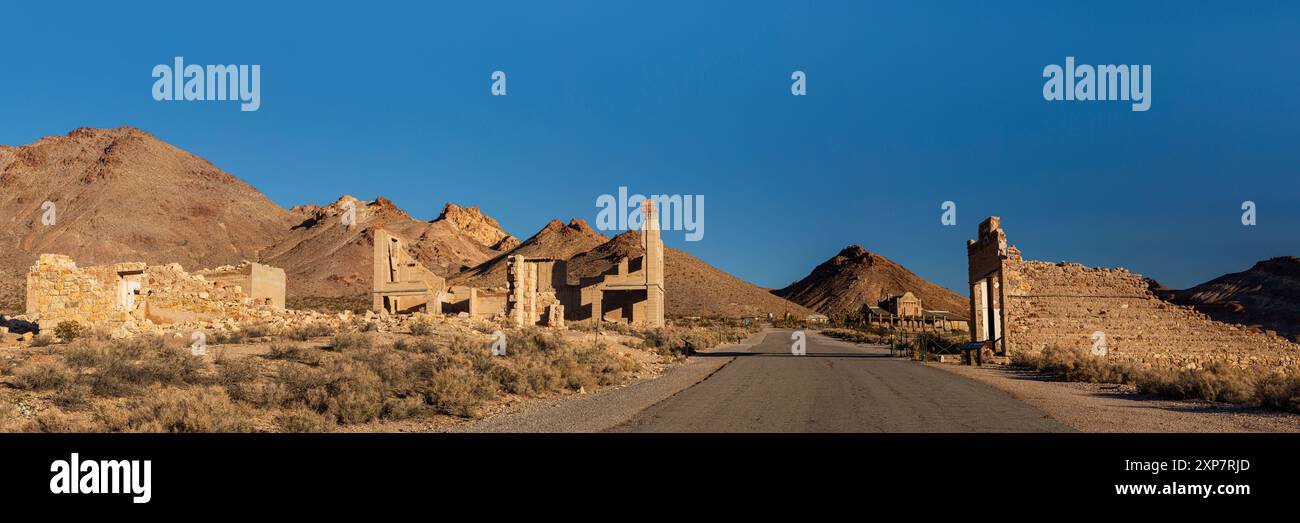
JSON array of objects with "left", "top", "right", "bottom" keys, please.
[
  {"left": 506, "top": 255, "right": 565, "bottom": 328},
  {"left": 970, "top": 217, "right": 1299, "bottom": 369},
  {"left": 26, "top": 254, "right": 279, "bottom": 337},
  {"left": 197, "top": 261, "right": 286, "bottom": 309}
]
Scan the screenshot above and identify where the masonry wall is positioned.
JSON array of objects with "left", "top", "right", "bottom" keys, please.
[
  {"left": 26, "top": 254, "right": 277, "bottom": 336},
  {"left": 197, "top": 262, "right": 286, "bottom": 309},
  {"left": 1003, "top": 260, "right": 1299, "bottom": 369}
]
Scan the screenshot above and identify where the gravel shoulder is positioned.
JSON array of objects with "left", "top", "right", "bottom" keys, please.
[
  {"left": 928, "top": 362, "right": 1300, "bottom": 433},
  {"left": 446, "top": 328, "right": 770, "bottom": 432}
]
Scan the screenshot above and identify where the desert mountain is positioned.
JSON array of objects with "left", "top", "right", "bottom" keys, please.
[
  {"left": 450, "top": 218, "right": 608, "bottom": 289},
  {"left": 564, "top": 231, "right": 816, "bottom": 318},
  {"left": 774, "top": 245, "right": 968, "bottom": 316},
  {"left": 1168, "top": 257, "right": 1300, "bottom": 340},
  {"left": 0, "top": 126, "right": 296, "bottom": 307},
  {"left": 0, "top": 126, "right": 517, "bottom": 305},
  {"left": 1, "top": 125, "right": 814, "bottom": 320},
  {"left": 260, "top": 196, "right": 512, "bottom": 297}
]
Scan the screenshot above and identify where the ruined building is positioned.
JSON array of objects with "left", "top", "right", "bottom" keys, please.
[
  {"left": 967, "top": 217, "right": 1299, "bottom": 368},
  {"left": 865, "top": 291, "right": 968, "bottom": 332},
  {"left": 377, "top": 200, "right": 666, "bottom": 327},
  {"left": 25, "top": 254, "right": 285, "bottom": 336},
  {"left": 372, "top": 227, "right": 447, "bottom": 314}
]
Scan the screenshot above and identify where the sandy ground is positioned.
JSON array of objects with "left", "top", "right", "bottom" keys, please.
[{"left": 928, "top": 362, "right": 1300, "bottom": 432}]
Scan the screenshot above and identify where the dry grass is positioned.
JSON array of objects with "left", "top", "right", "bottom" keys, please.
[
  {"left": 820, "top": 327, "right": 887, "bottom": 345},
  {"left": 1, "top": 318, "right": 759, "bottom": 432},
  {"left": 1012, "top": 346, "right": 1300, "bottom": 413},
  {"left": 639, "top": 323, "right": 755, "bottom": 359}
]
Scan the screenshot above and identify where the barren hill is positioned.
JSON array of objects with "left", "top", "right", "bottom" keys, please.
[
  {"left": 0, "top": 126, "right": 296, "bottom": 307},
  {"left": 565, "top": 231, "right": 816, "bottom": 318},
  {"left": 0, "top": 126, "right": 518, "bottom": 305},
  {"left": 450, "top": 218, "right": 609, "bottom": 289},
  {"left": 774, "top": 245, "right": 968, "bottom": 316},
  {"left": 1169, "top": 257, "right": 1300, "bottom": 341},
  {"left": 260, "top": 196, "right": 512, "bottom": 297}
]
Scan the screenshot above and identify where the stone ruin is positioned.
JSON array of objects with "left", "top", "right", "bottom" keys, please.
[
  {"left": 372, "top": 226, "right": 447, "bottom": 315},
  {"left": 375, "top": 199, "right": 666, "bottom": 328},
  {"left": 22, "top": 254, "right": 286, "bottom": 338},
  {"left": 967, "top": 216, "right": 1299, "bottom": 368}
]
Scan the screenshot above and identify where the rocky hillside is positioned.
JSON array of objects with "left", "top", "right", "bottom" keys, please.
[
  {"left": 774, "top": 245, "right": 968, "bottom": 316},
  {"left": 0, "top": 127, "right": 517, "bottom": 305},
  {"left": 0, "top": 126, "right": 296, "bottom": 308},
  {"left": 1169, "top": 257, "right": 1300, "bottom": 341},
  {"left": 436, "top": 203, "right": 520, "bottom": 251}
]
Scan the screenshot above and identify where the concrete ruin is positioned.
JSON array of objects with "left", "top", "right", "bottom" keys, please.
[
  {"left": 25, "top": 254, "right": 285, "bottom": 337},
  {"left": 372, "top": 227, "right": 447, "bottom": 315},
  {"left": 377, "top": 200, "right": 666, "bottom": 328},
  {"left": 967, "top": 217, "right": 1298, "bottom": 368}
]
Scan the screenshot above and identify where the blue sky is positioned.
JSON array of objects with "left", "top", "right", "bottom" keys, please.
[{"left": 2, "top": 1, "right": 1297, "bottom": 293}]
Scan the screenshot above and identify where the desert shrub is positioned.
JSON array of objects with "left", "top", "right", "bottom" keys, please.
[
  {"left": 25, "top": 407, "right": 99, "bottom": 433},
  {"left": 287, "top": 322, "right": 335, "bottom": 341},
  {"left": 821, "top": 327, "right": 888, "bottom": 345},
  {"left": 382, "top": 395, "right": 427, "bottom": 420},
  {"left": 640, "top": 325, "right": 749, "bottom": 358},
  {"left": 330, "top": 332, "right": 373, "bottom": 352},
  {"left": 509, "top": 327, "right": 565, "bottom": 354},
  {"left": 51, "top": 382, "right": 93, "bottom": 410},
  {"left": 1137, "top": 362, "right": 1270, "bottom": 406},
  {"left": 1256, "top": 372, "right": 1300, "bottom": 412},
  {"left": 1011, "top": 345, "right": 1139, "bottom": 384},
  {"left": 242, "top": 322, "right": 273, "bottom": 339},
  {"left": 314, "top": 360, "right": 386, "bottom": 423},
  {"left": 53, "top": 321, "right": 83, "bottom": 341},
  {"left": 29, "top": 333, "right": 56, "bottom": 347},
  {"left": 266, "top": 343, "right": 321, "bottom": 364},
  {"left": 90, "top": 402, "right": 131, "bottom": 432},
  {"left": 64, "top": 340, "right": 210, "bottom": 396},
  {"left": 211, "top": 329, "right": 247, "bottom": 345},
  {"left": 426, "top": 363, "right": 497, "bottom": 417},
  {"left": 409, "top": 318, "right": 435, "bottom": 336},
  {"left": 276, "top": 407, "right": 336, "bottom": 433},
  {"left": 276, "top": 359, "right": 385, "bottom": 423},
  {"left": 1012, "top": 345, "right": 1300, "bottom": 414},
  {"left": 128, "top": 386, "right": 253, "bottom": 433},
  {"left": 11, "top": 358, "right": 76, "bottom": 390},
  {"left": 392, "top": 336, "right": 444, "bottom": 354}
]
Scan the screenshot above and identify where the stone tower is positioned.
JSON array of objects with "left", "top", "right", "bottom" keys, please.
[{"left": 641, "top": 199, "right": 666, "bottom": 326}]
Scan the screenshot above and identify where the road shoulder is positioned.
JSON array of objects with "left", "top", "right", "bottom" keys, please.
[{"left": 928, "top": 362, "right": 1300, "bottom": 433}]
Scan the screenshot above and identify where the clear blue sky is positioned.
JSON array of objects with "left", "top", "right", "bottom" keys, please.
[{"left": 2, "top": 1, "right": 1297, "bottom": 293}]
